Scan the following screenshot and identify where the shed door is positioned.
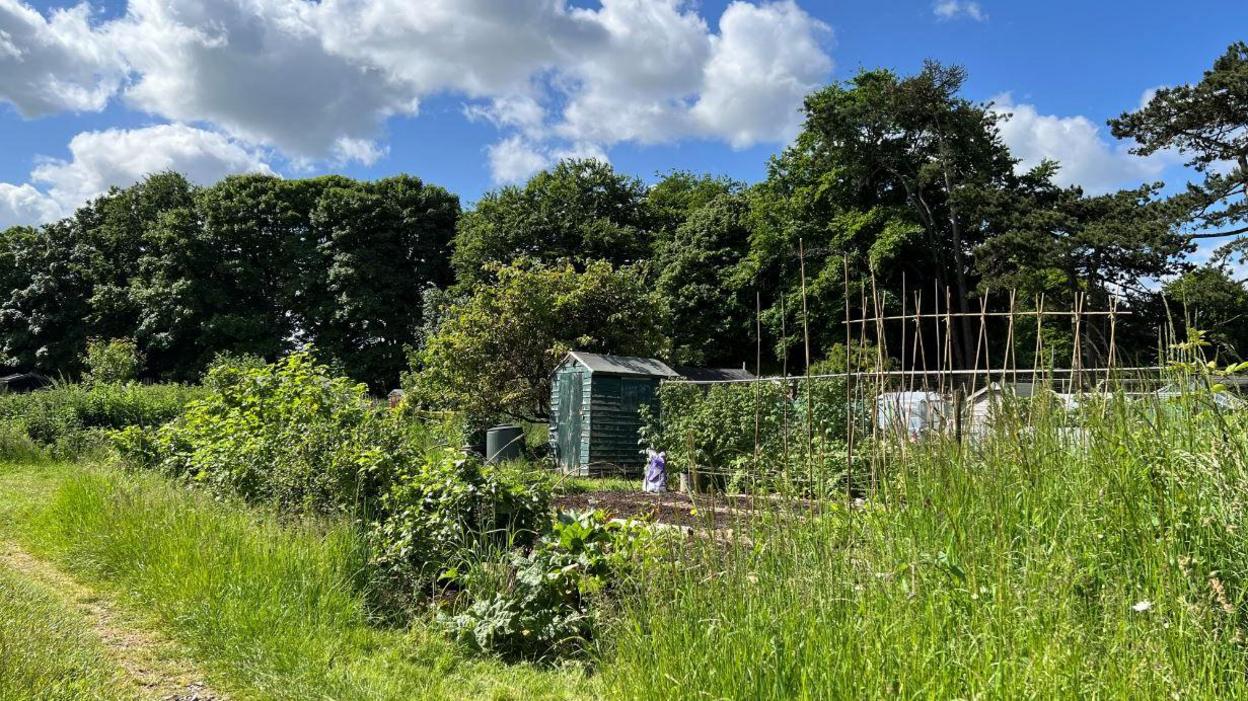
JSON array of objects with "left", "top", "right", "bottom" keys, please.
[{"left": 557, "top": 372, "right": 583, "bottom": 469}]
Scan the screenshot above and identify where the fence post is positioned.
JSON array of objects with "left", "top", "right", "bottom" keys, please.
[{"left": 953, "top": 387, "right": 965, "bottom": 445}]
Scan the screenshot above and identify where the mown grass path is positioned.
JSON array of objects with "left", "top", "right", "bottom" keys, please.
[
  {"left": 0, "top": 461, "right": 592, "bottom": 701},
  {"left": 0, "top": 539, "right": 224, "bottom": 701}
]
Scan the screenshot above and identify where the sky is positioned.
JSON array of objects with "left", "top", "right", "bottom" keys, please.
[{"left": 1, "top": 0, "right": 1245, "bottom": 248}]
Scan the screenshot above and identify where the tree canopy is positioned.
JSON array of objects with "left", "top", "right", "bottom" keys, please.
[
  {"left": 1, "top": 51, "right": 1245, "bottom": 395},
  {"left": 1110, "top": 42, "right": 1248, "bottom": 260}
]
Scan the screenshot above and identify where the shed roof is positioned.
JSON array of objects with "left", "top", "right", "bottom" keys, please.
[
  {"left": 675, "top": 366, "right": 755, "bottom": 382},
  {"left": 564, "top": 352, "right": 680, "bottom": 378}
]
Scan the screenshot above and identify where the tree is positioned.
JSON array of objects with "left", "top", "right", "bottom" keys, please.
[
  {"left": 129, "top": 175, "right": 315, "bottom": 381},
  {"left": 310, "top": 176, "right": 459, "bottom": 391},
  {"left": 1110, "top": 42, "right": 1248, "bottom": 260},
  {"left": 0, "top": 173, "right": 195, "bottom": 376},
  {"left": 451, "top": 160, "right": 653, "bottom": 283},
  {"left": 1164, "top": 266, "right": 1248, "bottom": 360},
  {"left": 645, "top": 171, "right": 742, "bottom": 244},
  {"left": 976, "top": 172, "right": 1188, "bottom": 304},
  {"left": 654, "top": 193, "right": 754, "bottom": 366},
  {"left": 408, "top": 261, "right": 664, "bottom": 422},
  {"left": 751, "top": 61, "right": 1020, "bottom": 369}
]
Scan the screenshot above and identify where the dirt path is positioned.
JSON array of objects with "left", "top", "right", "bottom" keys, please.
[{"left": 0, "top": 541, "right": 225, "bottom": 701}]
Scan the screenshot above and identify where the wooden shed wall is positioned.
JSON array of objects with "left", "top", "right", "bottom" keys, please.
[
  {"left": 549, "top": 359, "right": 592, "bottom": 474},
  {"left": 549, "top": 360, "right": 661, "bottom": 476},
  {"left": 586, "top": 375, "right": 658, "bottom": 471}
]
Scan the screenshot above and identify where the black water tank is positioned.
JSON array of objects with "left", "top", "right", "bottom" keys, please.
[{"left": 485, "top": 424, "right": 525, "bottom": 463}]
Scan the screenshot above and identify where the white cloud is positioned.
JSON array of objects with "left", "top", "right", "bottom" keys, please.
[
  {"left": 485, "top": 136, "right": 611, "bottom": 185},
  {"left": 692, "top": 1, "right": 832, "bottom": 148},
  {"left": 1, "top": 0, "right": 833, "bottom": 173},
  {"left": 990, "top": 94, "right": 1173, "bottom": 194},
  {"left": 487, "top": 136, "right": 550, "bottom": 185},
  {"left": 934, "top": 1, "right": 986, "bottom": 22},
  {"left": 0, "top": 0, "right": 126, "bottom": 115},
  {"left": 0, "top": 124, "right": 272, "bottom": 228},
  {"left": 113, "top": 0, "right": 418, "bottom": 161},
  {"left": 0, "top": 182, "right": 63, "bottom": 229}
]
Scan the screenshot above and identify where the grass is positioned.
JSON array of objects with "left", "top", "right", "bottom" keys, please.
[
  {"left": 0, "top": 566, "right": 136, "bottom": 701},
  {"left": 0, "top": 463, "right": 592, "bottom": 701},
  {"left": 3, "top": 382, "right": 1248, "bottom": 699},
  {"left": 601, "top": 390, "right": 1248, "bottom": 699}
]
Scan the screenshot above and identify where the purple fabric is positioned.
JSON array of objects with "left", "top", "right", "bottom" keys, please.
[{"left": 643, "top": 451, "right": 666, "bottom": 493}]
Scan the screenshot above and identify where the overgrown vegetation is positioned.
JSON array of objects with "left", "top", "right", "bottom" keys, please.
[
  {"left": 0, "top": 381, "right": 198, "bottom": 460},
  {"left": 647, "top": 378, "right": 863, "bottom": 494},
  {"left": 111, "top": 349, "right": 639, "bottom": 659},
  {"left": 607, "top": 384, "right": 1248, "bottom": 699},
  {"left": 8, "top": 467, "right": 589, "bottom": 700}
]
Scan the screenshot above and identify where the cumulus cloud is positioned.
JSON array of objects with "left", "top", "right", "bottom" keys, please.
[
  {"left": 0, "top": 0, "right": 833, "bottom": 179},
  {"left": 692, "top": 1, "right": 832, "bottom": 147},
  {"left": 0, "top": 124, "right": 272, "bottom": 228},
  {"left": 485, "top": 136, "right": 609, "bottom": 185},
  {"left": 0, "top": 0, "right": 126, "bottom": 115},
  {"left": 989, "top": 94, "right": 1173, "bottom": 194},
  {"left": 0, "top": 182, "right": 63, "bottom": 229},
  {"left": 487, "top": 136, "right": 550, "bottom": 185},
  {"left": 934, "top": 1, "right": 986, "bottom": 21}
]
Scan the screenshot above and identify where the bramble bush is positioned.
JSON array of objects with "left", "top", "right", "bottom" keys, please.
[
  {"left": 120, "top": 351, "right": 410, "bottom": 512},
  {"left": 0, "top": 381, "right": 199, "bottom": 459},
  {"left": 443, "top": 509, "right": 653, "bottom": 661},
  {"left": 114, "top": 349, "right": 555, "bottom": 608}
]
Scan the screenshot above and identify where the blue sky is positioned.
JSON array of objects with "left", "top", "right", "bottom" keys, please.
[{"left": 1, "top": 0, "right": 1244, "bottom": 232}]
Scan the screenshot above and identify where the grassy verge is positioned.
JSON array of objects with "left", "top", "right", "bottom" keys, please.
[
  {"left": 0, "top": 565, "right": 136, "bottom": 701},
  {"left": 0, "top": 463, "right": 591, "bottom": 701},
  {"left": 602, "top": 397, "right": 1248, "bottom": 699}
]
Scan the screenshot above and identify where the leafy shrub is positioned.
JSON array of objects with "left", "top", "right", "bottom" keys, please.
[
  {"left": 131, "top": 351, "right": 409, "bottom": 513},
  {"left": 83, "top": 337, "right": 143, "bottom": 385},
  {"left": 368, "top": 449, "right": 549, "bottom": 601},
  {"left": 118, "top": 349, "right": 553, "bottom": 610},
  {"left": 443, "top": 509, "right": 651, "bottom": 661},
  {"left": 0, "top": 381, "right": 198, "bottom": 458}
]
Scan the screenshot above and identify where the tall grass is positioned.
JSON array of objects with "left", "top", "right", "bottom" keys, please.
[
  {"left": 0, "top": 567, "right": 135, "bottom": 701},
  {"left": 604, "top": 384, "right": 1248, "bottom": 698},
  {"left": 25, "top": 469, "right": 590, "bottom": 701}
]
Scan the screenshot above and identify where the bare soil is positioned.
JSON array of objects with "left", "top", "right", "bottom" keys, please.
[
  {"left": 0, "top": 541, "right": 224, "bottom": 701},
  {"left": 553, "top": 489, "right": 805, "bottom": 529}
]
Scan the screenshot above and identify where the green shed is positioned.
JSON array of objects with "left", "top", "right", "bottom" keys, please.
[{"left": 549, "top": 352, "right": 679, "bottom": 475}]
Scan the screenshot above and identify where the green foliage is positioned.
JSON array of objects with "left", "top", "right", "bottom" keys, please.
[
  {"left": 0, "top": 172, "right": 457, "bottom": 390},
  {"left": 82, "top": 338, "right": 143, "bottom": 385},
  {"left": 131, "top": 350, "right": 407, "bottom": 513},
  {"left": 117, "top": 350, "right": 552, "bottom": 607},
  {"left": 369, "top": 451, "right": 550, "bottom": 599},
  {"left": 0, "top": 381, "right": 198, "bottom": 459},
  {"left": 1165, "top": 267, "right": 1248, "bottom": 360},
  {"left": 650, "top": 379, "right": 862, "bottom": 495},
  {"left": 608, "top": 391, "right": 1248, "bottom": 700},
  {"left": 451, "top": 160, "right": 653, "bottom": 284},
  {"left": 1111, "top": 42, "right": 1248, "bottom": 262},
  {"left": 654, "top": 193, "right": 754, "bottom": 366},
  {"left": 12, "top": 467, "right": 587, "bottom": 699},
  {"left": 444, "top": 510, "right": 651, "bottom": 661},
  {"left": 408, "top": 260, "right": 665, "bottom": 422}
]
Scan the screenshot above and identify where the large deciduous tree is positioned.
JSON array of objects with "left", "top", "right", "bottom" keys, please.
[
  {"left": 311, "top": 176, "right": 458, "bottom": 391},
  {"left": 654, "top": 193, "right": 754, "bottom": 367},
  {"left": 451, "top": 160, "right": 653, "bottom": 283}
]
